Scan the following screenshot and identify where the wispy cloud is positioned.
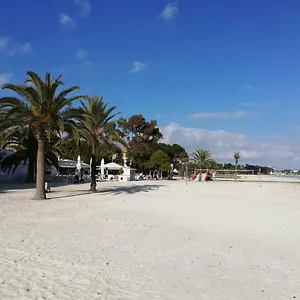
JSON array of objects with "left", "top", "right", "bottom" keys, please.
[
  {"left": 0, "top": 73, "right": 13, "bottom": 86},
  {"left": 19, "top": 42, "right": 32, "bottom": 54},
  {"left": 75, "top": 50, "right": 92, "bottom": 67},
  {"left": 240, "top": 101, "right": 258, "bottom": 107},
  {"left": 160, "top": 2, "right": 179, "bottom": 21},
  {"left": 0, "top": 37, "right": 8, "bottom": 51},
  {"left": 76, "top": 49, "right": 87, "bottom": 58},
  {"left": 84, "top": 60, "right": 93, "bottom": 68},
  {"left": 0, "top": 37, "right": 32, "bottom": 56},
  {"left": 131, "top": 61, "right": 147, "bottom": 73},
  {"left": 190, "top": 111, "right": 247, "bottom": 120},
  {"left": 246, "top": 84, "right": 258, "bottom": 91},
  {"left": 60, "top": 13, "right": 76, "bottom": 28},
  {"left": 75, "top": 0, "right": 91, "bottom": 18}
]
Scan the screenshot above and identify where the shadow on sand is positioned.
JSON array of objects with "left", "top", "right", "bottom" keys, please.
[
  {"left": 48, "top": 184, "right": 165, "bottom": 200},
  {"left": 0, "top": 181, "right": 83, "bottom": 194}
]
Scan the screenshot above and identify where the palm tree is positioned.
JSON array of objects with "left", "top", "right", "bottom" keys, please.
[
  {"left": 0, "top": 129, "right": 60, "bottom": 182},
  {"left": 77, "top": 95, "right": 119, "bottom": 192},
  {"left": 0, "top": 71, "right": 84, "bottom": 199},
  {"left": 233, "top": 152, "right": 241, "bottom": 179},
  {"left": 192, "top": 149, "right": 214, "bottom": 181}
]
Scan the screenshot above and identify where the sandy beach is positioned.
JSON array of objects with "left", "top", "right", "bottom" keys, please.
[{"left": 0, "top": 180, "right": 300, "bottom": 299}]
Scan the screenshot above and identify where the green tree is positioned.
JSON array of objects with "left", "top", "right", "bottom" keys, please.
[
  {"left": 77, "top": 95, "right": 119, "bottom": 192},
  {"left": 233, "top": 152, "right": 241, "bottom": 179},
  {"left": 0, "top": 71, "right": 83, "bottom": 199},
  {"left": 148, "top": 150, "right": 170, "bottom": 171},
  {"left": 192, "top": 149, "right": 214, "bottom": 181},
  {"left": 116, "top": 115, "right": 162, "bottom": 170}
]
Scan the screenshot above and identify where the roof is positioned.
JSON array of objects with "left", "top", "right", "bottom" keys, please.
[
  {"left": 103, "top": 162, "right": 126, "bottom": 170},
  {"left": 59, "top": 159, "right": 90, "bottom": 169}
]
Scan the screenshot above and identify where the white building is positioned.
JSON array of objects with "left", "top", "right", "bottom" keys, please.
[{"left": 97, "top": 162, "right": 136, "bottom": 181}]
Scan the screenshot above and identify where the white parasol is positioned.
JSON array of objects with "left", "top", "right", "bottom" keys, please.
[
  {"left": 101, "top": 158, "right": 105, "bottom": 180},
  {"left": 76, "top": 155, "right": 82, "bottom": 180}
]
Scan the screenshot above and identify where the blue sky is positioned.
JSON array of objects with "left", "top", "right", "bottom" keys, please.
[{"left": 1, "top": 0, "right": 300, "bottom": 168}]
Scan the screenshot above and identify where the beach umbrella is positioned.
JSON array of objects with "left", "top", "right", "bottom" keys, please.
[
  {"left": 101, "top": 158, "right": 105, "bottom": 179},
  {"left": 76, "top": 155, "right": 82, "bottom": 179}
]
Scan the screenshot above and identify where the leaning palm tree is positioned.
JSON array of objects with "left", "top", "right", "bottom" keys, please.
[
  {"left": 0, "top": 71, "right": 84, "bottom": 199},
  {"left": 233, "top": 152, "right": 241, "bottom": 180},
  {"left": 192, "top": 149, "right": 214, "bottom": 181},
  {"left": 77, "top": 95, "right": 119, "bottom": 192}
]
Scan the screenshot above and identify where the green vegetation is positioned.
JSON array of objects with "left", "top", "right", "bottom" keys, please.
[
  {"left": 0, "top": 71, "right": 83, "bottom": 199},
  {"left": 76, "top": 95, "right": 119, "bottom": 192},
  {"left": 0, "top": 70, "right": 274, "bottom": 198},
  {"left": 148, "top": 150, "right": 170, "bottom": 171},
  {"left": 0, "top": 71, "right": 189, "bottom": 198}
]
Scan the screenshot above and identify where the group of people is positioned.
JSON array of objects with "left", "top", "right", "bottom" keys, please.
[{"left": 190, "top": 170, "right": 214, "bottom": 181}]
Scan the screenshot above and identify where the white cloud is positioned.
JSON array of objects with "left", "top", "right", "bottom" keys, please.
[
  {"left": 131, "top": 61, "right": 147, "bottom": 73},
  {"left": 0, "top": 73, "right": 13, "bottom": 86},
  {"left": 190, "top": 111, "right": 247, "bottom": 119},
  {"left": 161, "top": 123, "right": 300, "bottom": 168},
  {"left": 160, "top": 2, "right": 179, "bottom": 21},
  {"left": 75, "top": 0, "right": 91, "bottom": 18},
  {"left": 60, "top": 14, "right": 76, "bottom": 27},
  {"left": 0, "top": 37, "right": 32, "bottom": 56},
  {"left": 76, "top": 49, "right": 87, "bottom": 58}
]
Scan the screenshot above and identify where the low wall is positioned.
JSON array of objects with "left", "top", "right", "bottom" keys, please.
[{"left": 214, "top": 174, "right": 300, "bottom": 183}]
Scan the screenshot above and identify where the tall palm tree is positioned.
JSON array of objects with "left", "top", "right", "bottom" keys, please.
[
  {"left": 0, "top": 71, "right": 83, "bottom": 199},
  {"left": 233, "top": 152, "right": 241, "bottom": 180},
  {"left": 192, "top": 149, "right": 214, "bottom": 181},
  {"left": 77, "top": 95, "right": 119, "bottom": 192}
]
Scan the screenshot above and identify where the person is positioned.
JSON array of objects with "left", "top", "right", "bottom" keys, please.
[
  {"left": 45, "top": 182, "right": 51, "bottom": 193},
  {"left": 205, "top": 169, "right": 213, "bottom": 181},
  {"left": 74, "top": 174, "right": 79, "bottom": 183}
]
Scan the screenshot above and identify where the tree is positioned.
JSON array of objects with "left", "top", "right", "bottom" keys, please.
[
  {"left": 77, "top": 95, "right": 119, "bottom": 192},
  {"left": 0, "top": 129, "right": 60, "bottom": 182},
  {"left": 148, "top": 150, "right": 170, "bottom": 172},
  {"left": 233, "top": 152, "right": 241, "bottom": 179},
  {"left": 0, "top": 71, "right": 83, "bottom": 199},
  {"left": 116, "top": 115, "right": 162, "bottom": 170},
  {"left": 192, "top": 149, "right": 214, "bottom": 181}
]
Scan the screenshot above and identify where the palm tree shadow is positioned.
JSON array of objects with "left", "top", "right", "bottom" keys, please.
[
  {"left": 98, "top": 184, "right": 165, "bottom": 195},
  {"left": 48, "top": 184, "right": 165, "bottom": 200}
]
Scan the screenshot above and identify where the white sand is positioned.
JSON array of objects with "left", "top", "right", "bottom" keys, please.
[{"left": 1, "top": 180, "right": 300, "bottom": 299}]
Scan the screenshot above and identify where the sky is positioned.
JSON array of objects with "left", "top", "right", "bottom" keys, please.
[{"left": 0, "top": 0, "right": 300, "bottom": 168}]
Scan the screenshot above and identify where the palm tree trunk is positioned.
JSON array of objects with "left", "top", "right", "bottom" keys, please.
[
  {"left": 198, "top": 163, "right": 202, "bottom": 182},
  {"left": 33, "top": 138, "right": 46, "bottom": 200},
  {"left": 90, "top": 153, "right": 97, "bottom": 192},
  {"left": 235, "top": 160, "right": 238, "bottom": 181}
]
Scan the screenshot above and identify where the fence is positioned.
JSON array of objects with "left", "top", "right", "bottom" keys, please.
[{"left": 186, "top": 169, "right": 255, "bottom": 181}]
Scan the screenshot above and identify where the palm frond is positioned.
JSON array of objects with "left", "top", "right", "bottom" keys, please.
[{"left": 1, "top": 150, "right": 28, "bottom": 173}]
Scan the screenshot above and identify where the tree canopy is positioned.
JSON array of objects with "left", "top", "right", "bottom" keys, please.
[{"left": 148, "top": 150, "right": 170, "bottom": 171}]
